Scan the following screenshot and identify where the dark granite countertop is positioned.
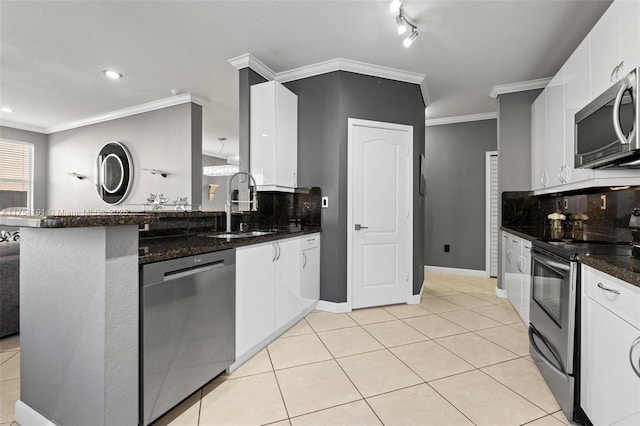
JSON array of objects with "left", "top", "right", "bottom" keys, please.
[
  {"left": 139, "top": 228, "right": 321, "bottom": 264},
  {"left": 502, "top": 226, "right": 640, "bottom": 289},
  {"left": 577, "top": 254, "right": 640, "bottom": 288},
  {"left": 0, "top": 211, "right": 225, "bottom": 228}
]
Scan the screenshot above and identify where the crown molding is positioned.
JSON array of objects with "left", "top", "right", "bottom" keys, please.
[
  {"left": 46, "top": 93, "right": 205, "bottom": 134},
  {"left": 228, "top": 53, "right": 276, "bottom": 81},
  {"left": 425, "top": 112, "right": 497, "bottom": 127},
  {"left": 0, "top": 120, "right": 48, "bottom": 134},
  {"left": 275, "top": 58, "right": 426, "bottom": 86},
  {"left": 489, "top": 77, "right": 551, "bottom": 99}
]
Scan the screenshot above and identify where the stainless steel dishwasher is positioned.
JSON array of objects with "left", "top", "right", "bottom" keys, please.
[{"left": 141, "top": 249, "right": 235, "bottom": 425}]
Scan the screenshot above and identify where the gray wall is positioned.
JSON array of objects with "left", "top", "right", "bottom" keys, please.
[
  {"left": 0, "top": 126, "right": 48, "bottom": 210},
  {"left": 424, "top": 119, "right": 497, "bottom": 271},
  {"left": 496, "top": 89, "right": 541, "bottom": 287},
  {"left": 285, "top": 71, "right": 426, "bottom": 302},
  {"left": 46, "top": 103, "right": 202, "bottom": 210}
]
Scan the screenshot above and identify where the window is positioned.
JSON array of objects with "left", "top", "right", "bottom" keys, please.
[{"left": 0, "top": 140, "right": 34, "bottom": 211}]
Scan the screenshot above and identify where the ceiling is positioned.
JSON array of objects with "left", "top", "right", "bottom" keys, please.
[{"left": 0, "top": 0, "right": 612, "bottom": 158}]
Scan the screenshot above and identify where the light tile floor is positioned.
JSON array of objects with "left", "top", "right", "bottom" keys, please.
[{"left": 0, "top": 272, "right": 572, "bottom": 426}]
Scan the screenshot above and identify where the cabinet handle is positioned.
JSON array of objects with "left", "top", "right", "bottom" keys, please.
[
  {"left": 516, "top": 256, "right": 524, "bottom": 273},
  {"left": 293, "top": 172, "right": 297, "bottom": 187},
  {"left": 597, "top": 282, "right": 620, "bottom": 295},
  {"left": 307, "top": 238, "right": 315, "bottom": 243},
  {"left": 541, "top": 172, "right": 549, "bottom": 187},
  {"left": 272, "top": 243, "right": 278, "bottom": 262},
  {"left": 558, "top": 168, "right": 565, "bottom": 184},
  {"left": 276, "top": 242, "right": 281, "bottom": 261},
  {"left": 506, "top": 249, "right": 512, "bottom": 263},
  {"left": 563, "top": 165, "right": 571, "bottom": 183},
  {"left": 302, "top": 252, "right": 307, "bottom": 268},
  {"left": 630, "top": 336, "right": 640, "bottom": 379}
]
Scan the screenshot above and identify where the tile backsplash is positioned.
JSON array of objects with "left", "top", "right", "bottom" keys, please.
[{"left": 503, "top": 187, "right": 640, "bottom": 243}]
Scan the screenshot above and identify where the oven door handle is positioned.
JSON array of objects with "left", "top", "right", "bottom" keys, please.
[
  {"left": 529, "top": 323, "right": 567, "bottom": 375},
  {"left": 531, "top": 252, "right": 570, "bottom": 273}
]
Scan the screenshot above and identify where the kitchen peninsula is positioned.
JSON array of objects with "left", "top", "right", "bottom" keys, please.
[{"left": 1, "top": 205, "right": 321, "bottom": 426}]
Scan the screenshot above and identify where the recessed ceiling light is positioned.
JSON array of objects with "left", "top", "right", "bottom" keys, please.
[
  {"left": 1, "top": 107, "right": 13, "bottom": 113},
  {"left": 103, "top": 69, "right": 123, "bottom": 80}
]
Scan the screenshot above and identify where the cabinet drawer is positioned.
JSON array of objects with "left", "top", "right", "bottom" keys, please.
[
  {"left": 301, "top": 234, "right": 320, "bottom": 249},
  {"left": 583, "top": 265, "right": 640, "bottom": 328}
]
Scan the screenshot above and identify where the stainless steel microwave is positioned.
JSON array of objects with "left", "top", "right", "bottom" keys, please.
[{"left": 575, "top": 67, "right": 638, "bottom": 168}]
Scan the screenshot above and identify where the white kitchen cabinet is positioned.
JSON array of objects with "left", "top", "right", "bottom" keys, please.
[
  {"left": 531, "top": 91, "right": 548, "bottom": 191},
  {"left": 274, "top": 238, "right": 302, "bottom": 330},
  {"left": 590, "top": 0, "right": 640, "bottom": 99},
  {"left": 250, "top": 80, "right": 298, "bottom": 192},
  {"left": 300, "top": 234, "right": 320, "bottom": 310},
  {"left": 544, "top": 72, "right": 566, "bottom": 188},
  {"left": 563, "top": 38, "right": 595, "bottom": 186},
  {"left": 233, "top": 234, "right": 320, "bottom": 368},
  {"left": 581, "top": 265, "right": 640, "bottom": 425},
  {"left": 501, "top": 231, "right": 531, "bottom": 324},
  {"left": 236, "top": 242, "right": 276, "bottom": 356}
]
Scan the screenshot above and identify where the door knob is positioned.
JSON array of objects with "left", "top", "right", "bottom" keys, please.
[{"left": 355, "top": 224, "right": 369, "bottom": 231}]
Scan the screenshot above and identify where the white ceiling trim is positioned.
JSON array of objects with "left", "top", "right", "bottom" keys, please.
[
  {"left": 489, "top": 77, "right": 551, "bottom": 99},
  {"left": 425, "top": 112, "right": 497, "bottom": 127},
  {"left": 275, "top": 57, "right": 426, "bottom": 85},
  {"left": 228, "top": 53, "right": 276, "bottom": 81},
  {"left": 45, "top": 93, "right": 206, "bottom": 134},
  {"left": 0, "top": 120, "right": 48, "bottom": 134}
]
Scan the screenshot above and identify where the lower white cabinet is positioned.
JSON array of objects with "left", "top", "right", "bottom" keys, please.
[
  {"left": 235, "top": 234, "right": 321, "bottom": 367},
  {"left": 581, "top": 265, "right": 640, "bottom": 425},
  {"left": 300, "top": 235, "right": 320, "bottom": 310},
  {"left": 501, "top": 231, "right": 531, "bottom": 324}
]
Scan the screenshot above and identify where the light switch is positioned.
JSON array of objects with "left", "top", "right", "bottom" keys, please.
[{"left": 322, "top": 197, "right": 328, "bottom": 208}]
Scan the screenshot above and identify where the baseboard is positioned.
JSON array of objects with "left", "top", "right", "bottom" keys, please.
[
  {"left": 495, "top": 287, "right": 508, "bottom": 299},
  {"left": 425, "top": 265, "right": 487, "bottom": 277},
  {"left": 15, "top": 400, "right": 57, "bottom": 426},
  {"left": 407, "top": 280, "right": 425, "bottom": 304},
  {"left": 315, "top": 300, "right": 351, "bottom": 313}
]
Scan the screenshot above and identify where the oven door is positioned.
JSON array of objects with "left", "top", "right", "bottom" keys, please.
[{"left": 529, "top": 248, "right": 578, "bottom": 419}]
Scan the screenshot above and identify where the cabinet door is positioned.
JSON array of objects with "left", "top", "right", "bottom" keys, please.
[
  {"left": 581, "top": 297, "right": 640, "bottom": 425},
  {"left": 563, "top": 38, "right": 594, "bottom": 185},
  {"left": 545, "top": 73, "right": 565, "bottom": 188},
  {"left": 236, "top": 243, "right": 275, "bottom": 356},
  {"left": 520, "top": 242, "right": 532, "bottom": 325},
  {"left": 301, "top": 246, "right": 320, "bottom": 310},
  {"left": 531, "top": 92, "right": 548, "bottom": 190},
  {"left": 505, "top": 235, "right": 523, "bottom": 318},
  {"left": 590, "top": 1, "right": 621, "bottom": 98},
  {"left": 620, "top": 0, "right": 640, "bottom": 73},
  {"left": 251, "top": 82, "right": 277, "bottom": 187},
  {"left": 274, "top": 238, "right": 302, "bottom": 330},
  {"left": 275, "top": 83, "right": 298, "bottom": 189}
]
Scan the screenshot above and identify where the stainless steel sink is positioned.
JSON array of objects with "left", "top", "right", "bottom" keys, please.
[{"left": 203, "top": 230, "right": 276, "bottom": 239}]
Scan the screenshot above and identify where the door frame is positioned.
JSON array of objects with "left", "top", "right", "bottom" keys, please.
[
  {"left": 347, "top": 118, "right": 414, "bottom": 310},
  {"left": 485, "top": 151, "right": 498, "bottom": 277}
]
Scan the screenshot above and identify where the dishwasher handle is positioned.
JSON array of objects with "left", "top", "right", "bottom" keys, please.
[{"left": 163, "top": 261, "right": 225, "bottom": 282}]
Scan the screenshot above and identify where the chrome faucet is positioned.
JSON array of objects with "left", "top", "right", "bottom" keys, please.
[{"left": 226, "top": 171, "right": 258, "bottom": 232}]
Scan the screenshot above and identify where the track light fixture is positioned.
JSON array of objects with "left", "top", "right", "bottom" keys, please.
[
  {"left": 403, "top": 29, "right": 419, "bottom": 47},
  {"left": 389, "top": 0, "right": 402, "bottom": 13},
  {"left": 391, "top": 2, "right": 419, "bottom": 48}
]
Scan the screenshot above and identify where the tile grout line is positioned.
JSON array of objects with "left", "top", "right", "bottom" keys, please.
[{"left": 265, "top": 344, "right": 292, "bottom": 423}]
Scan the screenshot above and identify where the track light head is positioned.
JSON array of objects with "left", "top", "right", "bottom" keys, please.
[
  {"left": 395, "top": 14, "right": 407, "bottom": 35},
  {"left": 389, "top": 0, "right": 402, "bottom": 13},
  {"left": 403, "top": 29, "right": 418, "bottom": 47}
]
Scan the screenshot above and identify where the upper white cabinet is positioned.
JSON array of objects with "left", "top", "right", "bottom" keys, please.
[
  {"left": 581, "top": 265, "right": 640, "bottom": 426},
  {"left": 251, "top": 81, "right": 298, "bottom": 192},
  {"left": 590, "top": 0, "right": 640, "bottom": 99},
  {"left": 531, "top": 91, "right": 547, "bottom": 190},
  {"left": 544, "top": 71, "right": 566, "bottom": 188}
]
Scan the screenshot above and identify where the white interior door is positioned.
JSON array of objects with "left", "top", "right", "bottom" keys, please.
[
  {"left": 486, "top": 151, "right": 499, "bottom": 277},
  {"left": 348, "top": 119, "right": 412, "bottom": 309}
]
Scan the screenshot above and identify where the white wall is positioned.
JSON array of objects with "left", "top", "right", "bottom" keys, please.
[
  {"left": 201, "top": 155, "right": 230, "bottom": 212},
  {"left": 46, "top": 103, "right": 201, "bottom": 211}
]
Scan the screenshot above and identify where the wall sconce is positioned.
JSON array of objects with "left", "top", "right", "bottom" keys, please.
[
  {"left": 142, "top": 168, "right": 170, "bottom": 178},
  {"left": 67, "top": 172, "right": 85, "bottom": 180}
]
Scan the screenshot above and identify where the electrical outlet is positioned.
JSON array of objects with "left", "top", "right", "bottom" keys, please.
[
  {"left": 600, "top": 194, "right": 607, "bottom": 210},
  {"left": 563, "top": 197, "right": 568, "bottom": 210},
  {"left": 444, "top": 244, "right": 450, "bottom": 252},
  {"left": 321, "top": 197, "right": 329, "bottom": 208}
]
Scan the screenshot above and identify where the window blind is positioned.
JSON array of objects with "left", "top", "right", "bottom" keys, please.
[{"left": 0, "top": 140, "right": 33, "bottom": 192}]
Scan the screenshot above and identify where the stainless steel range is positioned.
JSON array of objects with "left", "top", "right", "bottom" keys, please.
[{"left": 529, "top": 239, "right": 632, "bottom": 422}]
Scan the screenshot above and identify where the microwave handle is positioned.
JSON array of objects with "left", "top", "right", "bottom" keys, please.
[{"left": 613, "top": 78, "right": 630, "bottom": 145}]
